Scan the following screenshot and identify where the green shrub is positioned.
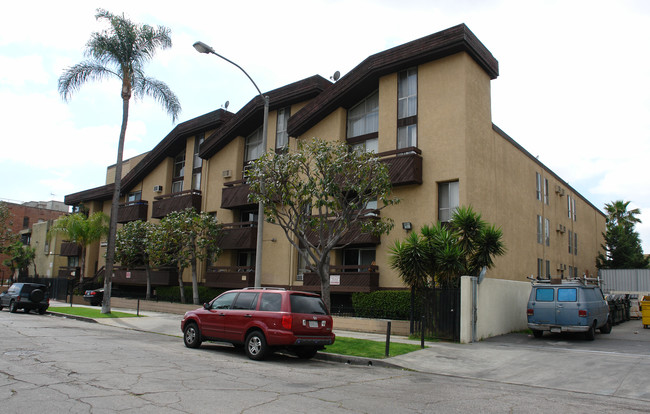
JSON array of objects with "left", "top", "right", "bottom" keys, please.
[
  {"left": 156, "top": 286, "right": 225, "bottom": 304},
  {"left": 351, "top": 290, "right": 414, "bottom": 320}
]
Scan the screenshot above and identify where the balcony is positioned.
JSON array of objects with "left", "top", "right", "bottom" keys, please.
[
  {"left": 221, "top": 179, "right": 256, "bottom": 209},
  {"left": 217, "top": 222, "right": 257, "bottom": 250},
  {"left": 60, "top": 242, "right": 80, "bottom": 257},
  {"left": 302, "top": 265, "right": 379, "bottom": 293},
  {"left": 117, "top": 201, "right": 148, "bottom": 223},
  {"left": 378, "top": 147, "right": 422, "bottom": 186},
  {"left": 151, "top": 190, "right": 202, "bottom": 219},
  {"left": 111, "top": 267, "right": 178, "bottom": 287},
  {"left": 205, "top": 266, "right": 255, "bottom": 289},
  {"left": 306, "top": 215, "right": 381, "bottom": 247}
]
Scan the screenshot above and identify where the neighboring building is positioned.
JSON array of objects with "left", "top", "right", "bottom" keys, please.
[
  {"left": 64, "top": 24, "right": 606, "bottom": 303},
  {"left": 0, "top": 200, "right": 68, "bottom": 282},
  {"left": 30, "top": 219, "right": 70, "bottom": 279}
]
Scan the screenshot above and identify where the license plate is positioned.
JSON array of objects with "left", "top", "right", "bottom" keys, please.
[{"left": 308, "top": 320, "right": 319, "bottom": 328}]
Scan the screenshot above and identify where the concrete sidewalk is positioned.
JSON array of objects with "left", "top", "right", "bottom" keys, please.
[{"left": 48, "top": 301, "right": 650, "bottom": 402}]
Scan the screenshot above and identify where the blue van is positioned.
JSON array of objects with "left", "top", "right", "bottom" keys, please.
[{"left": 526, "top": 277, "right": 611, "bottom": 340}]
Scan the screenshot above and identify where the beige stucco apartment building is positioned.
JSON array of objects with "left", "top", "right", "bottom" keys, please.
[{"left": 63, "top": 24, "right": 606, "bottom": 299}]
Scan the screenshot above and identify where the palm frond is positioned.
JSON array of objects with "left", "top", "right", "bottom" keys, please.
[
  {"left": 58, "top": 62, "right": 118, "bottom": 101},
  {"left": 133, "top": 75, "right": 181, "bottom": 122}
]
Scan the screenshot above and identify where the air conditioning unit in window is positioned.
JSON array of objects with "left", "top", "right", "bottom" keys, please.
[
  {"left": 555, "top": 185, "right": 565, "bottom": 196},
  {"left": 556, "top": 224, "right": 566, "bottom": 233},
  {"left": 222, "top": 170, "right": 232, "bottom": 178},
  {"left": 153, "top": 185, "right": 163, "bottom": 193},
  {"left": 296, "top": 273, "right": 304, "bottom": 281}
]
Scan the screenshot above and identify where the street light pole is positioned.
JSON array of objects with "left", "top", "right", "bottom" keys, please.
[{"left": 193, "top": 41, "right": 268, "bottom": 288}]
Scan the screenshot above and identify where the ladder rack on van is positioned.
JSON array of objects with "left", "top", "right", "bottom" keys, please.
[{"left": 527, "top": 275, "right": 602, "bottom": 286}]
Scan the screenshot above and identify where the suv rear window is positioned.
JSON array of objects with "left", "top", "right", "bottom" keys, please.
[
  {"left": 535, "top": 288, "right": 554, "bottom": 302},
  {"left": 259, "top": 293, "right": 282, "bottom": 312},
  {"left": 558, "top": 288, "right": 577, "bottom": 302},
  {"left": 289, "top": 294, "right": 328, "bottom": 315}
]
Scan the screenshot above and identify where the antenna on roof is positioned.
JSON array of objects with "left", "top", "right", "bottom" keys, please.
[
  {"left": 330, "top": 70, "right": 340, "bottom": 82},
  {"left": 223, "top": 100, "right": 230, "bottom": 110}
]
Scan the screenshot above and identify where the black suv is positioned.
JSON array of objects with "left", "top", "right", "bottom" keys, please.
[{"left": 0, "top": 283, "right": 50, "bottom": 314}]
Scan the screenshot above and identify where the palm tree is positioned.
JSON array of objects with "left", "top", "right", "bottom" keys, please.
[
  {"left": 48, "top": 212, "right": 109, "bottom": 284},
  {"left": 59, "top": 9, "right": 181, "bottom": 314},
  {"left": 604, "top": 200, "right": 641, "bottom": 229}
]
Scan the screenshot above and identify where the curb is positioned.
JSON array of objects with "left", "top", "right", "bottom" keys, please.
[
  {"left": 315, "top": 352, "right": 403, "bottom": 369},
  {"left": 47, "top": 311, "right": 98, "bottom": 324}
]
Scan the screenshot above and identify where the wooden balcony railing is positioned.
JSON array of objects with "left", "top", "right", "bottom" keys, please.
[
  {"left": 111, "top": 267, "right": 178, "bottom": 287},
  {"left": 305, "top": 214, "right": 381, "bottom": 247},
  {"left": 117, "top": 201, "right": 148, "bottom": 223},
  {"left": 302, "top": 265, "right": 379, "bottom": 293},
  {"left": 221, "top": 179, "right": 256, "bottom": 209},
  {"left": 377, "top": 147, "right": 422, "bottom": 186},
  {"left": 217, "top": 222, "right": 258, "bottom": 250},
  {"left": 60, "top": 242, "right": 80, "bottom": 257},
  {"left": 151, "top": 190, "right": 202, "bottom": 219},
  {"left": 205, "top": 266, "right": 255, "bottom": 289}
]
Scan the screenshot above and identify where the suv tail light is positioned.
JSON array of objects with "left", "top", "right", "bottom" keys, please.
[
  {"left": 281, "top": 314, "right": 292, "bottom": 330},
  {"left": 527, "top": 308, "right": 534, "bottom": 316},
  {"left": 578, "top": 309, "right": 587, "bottom": 317}
]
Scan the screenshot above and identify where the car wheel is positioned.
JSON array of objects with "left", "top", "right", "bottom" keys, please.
[
  {"left": 183, "top": 322, "right": 202, "bottom": 348},
  {"left": 23, "top": 308, "right": 31, "bottom": 314},
  {"left": 294, "top": 347, "right": 318, "bottom": 359},
  {"left": 38, "top": 307, "right": 47, "bottom": 315},
  {"left": 9, "top": 301, "right": 18, "bottom": 313},
  {"left": 245, "top": 331, "right": 268, "bottom": 361},
  {"left": 532, "top": 330, "right": 543, "bottom": 338},
  {"left": 585, "top": 322, "right": 596, "bottom": 341},
  {"left": 600, "top": 320, "right": 612, "bottom": 334}
]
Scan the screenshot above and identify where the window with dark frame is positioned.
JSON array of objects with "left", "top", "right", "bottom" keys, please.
[
  {"left": 347, "top": 90, "right": 379, "bottom": 153},
  {"left": 397, "top": 68, "right": 417, "bottom": 150},
  {"left": 192, "top": 133, "right": 204, "bottom": 191},
  {"left": 438, "top": 181, "right": 459, "bottom": 223},
  {"left": 172, "top": 149, "right": 185, "bottom": 193},
  {"left": 275, "top": 107, "right": 290, "bottom": 152}
]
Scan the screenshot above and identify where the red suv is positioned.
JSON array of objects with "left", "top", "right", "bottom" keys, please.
[{"left": 181, "top": 288, "right": 335, "bottom": 360}]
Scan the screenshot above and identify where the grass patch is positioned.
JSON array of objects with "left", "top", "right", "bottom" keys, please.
[
  {"left": 322, "top": 336, "right": 425, "bottom": 359},
  {"left": 48, "top": 307, "right": 140, "bottom": 319}
]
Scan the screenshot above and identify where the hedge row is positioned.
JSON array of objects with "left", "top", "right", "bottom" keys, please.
[
  {"left": 351, "top": 290, "right": 416, "bottom": 320},
  {"left": 155, "top": 286, "right": 225, "bottom": 304}
]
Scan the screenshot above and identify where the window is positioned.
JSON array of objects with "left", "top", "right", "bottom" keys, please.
[
  {"left": 297, "top": 248, "right": 309, "bottom": 281},
  {"left": 210, "top": 292, "right": 237, "bottom": 309},
  {"left": 68, "top": 256, "right": 79, "bottom": 268},
  {"left": 231, "top": 292, "right": 259, "bottom": 310},
  {"left": 352, "top": 137, "right": 378, "bottom": 154},
  {"left": 567, "top": 195, "right": 576, "bottom": 221},
  {"left": 127, "top": 191, "right": 141, "bottom": 202},
  {"left": 438, "top": 181, "right": 459, "bottom": 223},
  {"left": 568, "top": 230, "right": 573, "bottom": 254},
  {"left": 536, "top": 173, "right": 542, "bottom": 201},
  {"left": 545, "top": 260, "right": 550, "bottom": 278},
  {"left": 343, "top": 248, "right": 376, "bottom": 271},
  {"left": 347, "top": 90, "right": 379, "bottom": 139},
  {"left": 240, "top": 209, "right": 259, "bottom": 225},
  {"left": 245, "top": 127, "right": 264, "bottom": 164},
  {"left": 397, "top": 68, "right": 417, "bottom": 149},
  {"left": 22, "top": 216, "right": 29, "bottom": 229},
  {"left": 276, "top": 107, "right": 290, "bottom": 151},
  {"left": 537, "top": 258, "right": 543, "bottom": 278},
  {"left": 260, "top": 293, "right": 282, "bottom": 312},
  {"left": 535, "top": 288, "right": 554, "bottom": 302},
  {"left": 558, "top": 288, "right": 577, "bottom": 302},
  {"left": 237, "top": 250, "right": 256, "bottom": 267},
  {"left": 172, "top": 150, "right": 185, "bottom": 193},
  {"left": 574, "top": 232, "right": 578, "bottom": 256},
  {"left": 192, "top": 134, "right": 204, "bottom": 191},
  {"left": 544, "top": 178, "right": 549, "bottom": 205},
  {"left": 537, "top": 215, "right": 543, "bottom": 244},
  {"left": 544, "top": 218, "right": 550, "bottom": 246}
]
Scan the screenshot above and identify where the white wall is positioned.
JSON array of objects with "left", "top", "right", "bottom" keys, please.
[{"left": 460, "top": 276, "right": 531, "bottom": 343}]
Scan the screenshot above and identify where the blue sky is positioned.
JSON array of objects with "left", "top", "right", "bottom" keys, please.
[{"left": 1, "top": 0, "right": 649, "bottom": 251}]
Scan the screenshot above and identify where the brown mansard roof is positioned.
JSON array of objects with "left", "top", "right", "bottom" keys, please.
[
  {"left": 199, "top": 75, "right": 331, "bottom": 159},
  {"left": 65, "top": 109, "right": 233, "bottom": 205},
  {"left": 288, "top": 23, "right": 499, "bottom": 137}
]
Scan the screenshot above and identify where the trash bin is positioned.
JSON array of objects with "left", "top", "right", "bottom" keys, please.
[{"left": 642, "top": 296, "right": 650, "bottom": 329}]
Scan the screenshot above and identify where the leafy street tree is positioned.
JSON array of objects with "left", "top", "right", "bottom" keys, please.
[
  {"left": 115, "top": 220, "right": 155, "bottom": 300},
  {"left": 59, "top": 9, "right": 181, "bottom": 314},
  {"left": 0, "top": 201, "right": 18, "bottom": 250},
  {"left": 248, "top": 139, "right": 399, "bottom": 310},
  {"left": 2, "top": 241, "right": 35, "bottom": 282},
  {"left": 48, "top": 212, "right": 109, "bottom": 283},
  {"left": 596, "top": 200, "right": 648, "bottom": 269},
  {"left": 390, "top": 206, "right": 505, "bottom": 289},
  {"left": 147, "top": 209, "right": 221, "bottom": 305}
]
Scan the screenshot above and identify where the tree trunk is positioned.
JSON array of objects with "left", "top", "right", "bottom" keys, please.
[
  {"left": 178, "top": 265, "right": 186, "bottom": 304},
  {"left": 102, "top": 96, "right": 130, "bottom": 314},
  {"left": 145, "top": 260, "right": 151, "bottom": 301},
  {"left": 79, "top": 246, "right": 86, "bottom": 285},
  {"left": 317, "top": 259, "right": 331, "bottom": 311},
  {"left": 190, "top": 253, "right": 199, "bottom": 305}
]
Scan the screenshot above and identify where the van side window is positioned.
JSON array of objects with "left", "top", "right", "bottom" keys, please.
[
  {"left": 259, "top": 293, "right": 282, "bottom": 312},
  {"left": 535, "top": 288, "right": 554, "bottom": 301},
  {"left": 557, "top": 288, "right": 577, "bottom": 302},
  {"left": 231, "top": 292, "right": 259, "bottom": 310},
  {"left": 211, "top": 292, "right": 237, "bottom": 309}
]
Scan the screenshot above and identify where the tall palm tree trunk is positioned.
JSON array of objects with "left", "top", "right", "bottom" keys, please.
[{"left": 102, "top": 96, "right": 129, "bottom": 314}]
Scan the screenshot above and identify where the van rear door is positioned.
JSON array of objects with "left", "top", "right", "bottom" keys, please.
[{"left": 555, "top": 287, "right": 580, "bottom": 326}]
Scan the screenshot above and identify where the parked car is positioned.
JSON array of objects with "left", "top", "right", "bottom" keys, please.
[
  {"left": 181, "top": 288, "right": 335, "bottom": 360},
  {"left": 527, "top": 277, "right": 611, "bottom": 340},
  {"left": 83, "top": 288, "right": 104, "bottom": 306},
  {"left": 0, "top": 283, "right": 49, "bottom": 314}
]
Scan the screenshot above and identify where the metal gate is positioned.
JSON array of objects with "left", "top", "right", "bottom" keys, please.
[
  {"left": 16, "top": 276, "right": 71, "bottom": 301},
  {"left": 415, "top": 288, "right": 461, "bottom": 342}
]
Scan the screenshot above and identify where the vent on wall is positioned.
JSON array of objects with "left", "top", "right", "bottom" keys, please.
[{"left": 153, "top": 185, "right": 163, "bottom": 193}]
